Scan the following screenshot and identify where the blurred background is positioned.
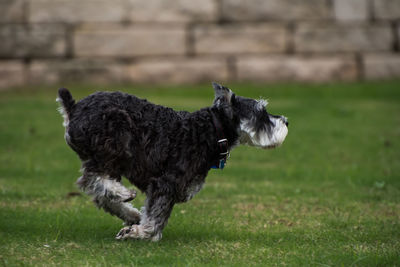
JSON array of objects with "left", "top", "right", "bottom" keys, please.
[
  {"left": 1, "top": 0, "right": 400, "bottom": 89},
  {"left": 1, "top": 1, "right": 400, "bottom": 264}
]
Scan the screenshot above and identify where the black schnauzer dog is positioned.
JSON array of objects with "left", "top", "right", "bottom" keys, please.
[{"left": 57, "top": 83, "right": 288, "bottom": 241}]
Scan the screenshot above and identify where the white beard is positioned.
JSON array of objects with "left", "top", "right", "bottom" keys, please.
[{"left": 239, "top": 117, "right": 288, "bottom": 149}]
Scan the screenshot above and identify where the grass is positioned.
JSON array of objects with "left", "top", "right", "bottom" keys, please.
[{"left": 0, "top": 81, "right": 400, "bottom": 266}]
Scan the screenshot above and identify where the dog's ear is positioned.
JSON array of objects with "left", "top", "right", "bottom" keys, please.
[{"left": 212, "top": 82, "right": 234, "bottom": 106}]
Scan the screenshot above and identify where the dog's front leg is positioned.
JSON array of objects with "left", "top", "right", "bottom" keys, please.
[{"left": 116, "top": 182, "right": 175, "bottom": 241}]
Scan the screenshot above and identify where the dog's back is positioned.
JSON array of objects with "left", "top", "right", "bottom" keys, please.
[{"left": 57, "top": 89, "right": 191, "bottom": 185}]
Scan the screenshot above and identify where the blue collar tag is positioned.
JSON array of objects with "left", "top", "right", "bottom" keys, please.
[{"left": 211, "top": 159, "right": 226, "bottom": 170}]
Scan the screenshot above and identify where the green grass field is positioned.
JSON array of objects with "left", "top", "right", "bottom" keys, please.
[{"left": 1, "top": 81, "right": 400, "bottom": 266}]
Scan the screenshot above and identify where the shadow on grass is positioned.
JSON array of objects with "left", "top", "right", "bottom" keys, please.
[{"left": 1, "top": 204, "right": 299, "bottom": 245}]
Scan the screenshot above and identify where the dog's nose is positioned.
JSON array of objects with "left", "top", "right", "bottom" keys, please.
[{"left": 281, "top": 116, "right": 288, "bottom": 127}]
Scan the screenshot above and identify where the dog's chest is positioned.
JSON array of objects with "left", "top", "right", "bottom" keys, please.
[{"left": 184, "top": 178, "right": 204, "bottom": 202}]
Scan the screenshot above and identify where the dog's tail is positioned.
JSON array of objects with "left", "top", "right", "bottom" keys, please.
[{"left": 56, "top": 88, "right": 75, "bottom": 127}]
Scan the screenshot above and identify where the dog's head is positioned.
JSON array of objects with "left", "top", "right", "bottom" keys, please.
[{"left": 213, "top": 82, "right": 288, "bottom": 149}]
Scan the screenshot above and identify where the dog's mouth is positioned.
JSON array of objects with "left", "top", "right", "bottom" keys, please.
[{"left": 261, "top": 144, "right": 279, "bottom": 149}]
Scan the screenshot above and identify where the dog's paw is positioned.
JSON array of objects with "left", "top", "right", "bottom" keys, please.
[
  {"left": 122, "top": 189, "right": 137, "bottom": 202},
  {"left": 115, "top": 225, "right": 161, "bottom": 241},
  {"left": 105, "top": 187, "right": 136, "bottom": 203},
  {"left": 116, "top": 225, "right": 140, "bottom": 240}
]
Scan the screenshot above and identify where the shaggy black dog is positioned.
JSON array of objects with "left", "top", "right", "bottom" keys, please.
[{"left": 57, "top": 83, "right": 288, "bottom": 241}]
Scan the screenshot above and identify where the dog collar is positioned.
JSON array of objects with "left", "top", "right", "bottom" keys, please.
[{"left": 210, "top": 112, "right": 230, "bottom": 170}]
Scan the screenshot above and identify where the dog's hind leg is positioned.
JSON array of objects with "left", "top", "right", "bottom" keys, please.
[
  {"left": 77, "top": 173, "right": 141, "bottom": 225},
  {"left": 116, "top": 178, "right": 175, "bottom": 241}
]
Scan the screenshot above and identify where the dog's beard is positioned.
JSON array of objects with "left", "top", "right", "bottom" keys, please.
[{"left": 239, "top": 118, "right": 288, "bottom": 149}]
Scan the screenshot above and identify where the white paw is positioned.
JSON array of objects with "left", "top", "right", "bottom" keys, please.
[
  {"left": 115, "top": 225, "right": 161, "bottom": 241},
  {"left": 121, "top": 189, "right": 136, "bottom": 202},
  {"left": 116, "top": 225, "right": 140, "bottom": 240}
]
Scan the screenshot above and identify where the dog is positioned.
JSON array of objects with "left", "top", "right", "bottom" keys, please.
[{"left": 57, "top": 83, "right": 288, "bottom": 241}]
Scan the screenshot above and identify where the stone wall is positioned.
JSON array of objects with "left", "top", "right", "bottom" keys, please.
[{"left": 1, "top": 0, "right": 400, "bottom": 88}]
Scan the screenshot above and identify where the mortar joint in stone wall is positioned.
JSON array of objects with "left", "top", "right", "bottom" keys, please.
[
  {"left": 367, "top": 0, "right": 375, "bottom": 22},
  {"left": 355, "top": 52, "right": 365, "bottom": 81},
  {"left": 227, "top": 56, "right": 237, "bottom": 81},
  {"left": 391, "top": 20, "right": 400, "bottom": 52},
  {"left": 215, "top": 0, "right": 226, "bottom": 25},
  {"left": 185, "top": 23, "right": 196, "bottom": 57},
  {"left": 22, "top": 0, "right": 29, "bottom": 24},
  {"left": 66, "top": 25, "right": 76, "bottom": 59},
  {"left": 286, "top": 22, "right": 296, "bottom": 55}
]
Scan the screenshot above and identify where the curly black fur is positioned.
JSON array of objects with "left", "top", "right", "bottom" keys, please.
[
  {"left": 61, "top": 89, "right": 238, "bottom": 197},
  {"left": 57, "top": 83, "right": 287, "bottom": 241}
]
